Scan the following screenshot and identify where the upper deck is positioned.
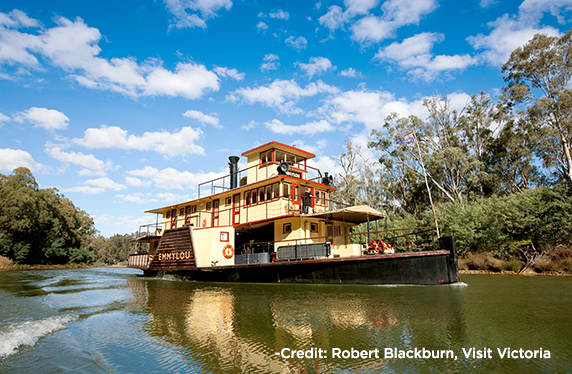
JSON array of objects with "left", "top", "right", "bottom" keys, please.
[{"left": 140, "top": 141, "right": 340, "bottom": 237}]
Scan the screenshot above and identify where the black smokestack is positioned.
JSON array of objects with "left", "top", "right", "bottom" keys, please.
[{"left": 229, "top": 156, "right": 240, "bottom": 189}]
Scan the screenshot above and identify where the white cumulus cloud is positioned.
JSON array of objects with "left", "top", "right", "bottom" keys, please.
[
  {"left": 13, "top": 107, "right": 69, "bottom": 131},
  {"left": 213, "top": 66, "right": 245, "bottom": 80},
  {"left": 0, "top": 148, "right": 44, "bottom": 172},
  {"left": 72, "top": 125, "right": 204, "bottom": 157},
  {"left": 269, "top": 9, "right": 290, "bottom": 19},
  {"left": 350, "top": 0, "right": 437, "bottom": 44},
  {"left": 127, "top": 166, "right": 226, "bottom": 190},
  {"left": 260, "top": 53, "right": 280, "bottom": 71},
  {"left": 228, "top": 79, "right": 339, "bottom": 115},
  {"left": 0, "top": 113, "right": 10, "bottom": 123},
  {"left": 297, "top": 57, "right": 335, "bottom": 78},
  {"left": 265, "top": 119, "right": 335, "bottom": 135},
  {"left": 44, "top": 144, "right": 114, "bottom": 173},
  {"left": 468, "top": 14, "right": 560, "bottom": 66},
  {"left": 183, "top": 109, "right": 221, "bottom": 128},
  {"left": 285, "top": 35, "right": 307, "bottom": 51},
  {"left": 374, "top": 32, "right": 476, "bottom": 81},
  {"left": 0, "top": 11, "right": 222, "bottom": 99},
  {"left": 163, "top": 0, "right": 233, "bottom": 29},
  {"left": 85, "top": 177, "right": 126, "bottom": 190}
]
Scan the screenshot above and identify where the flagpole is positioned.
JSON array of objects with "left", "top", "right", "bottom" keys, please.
[{"left": 412, "top": 132, "right": 440, "bottom": 238}]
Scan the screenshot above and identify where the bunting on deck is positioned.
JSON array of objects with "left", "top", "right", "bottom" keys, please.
[{"left": 395, "top": 133, "right": 415, "bottom": 144}]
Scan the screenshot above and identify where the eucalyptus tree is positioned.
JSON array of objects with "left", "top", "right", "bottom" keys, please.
[
  {"left": 368, "top": 114, "right": 430, "bottom": 215},
  {"left": 0, "top": 168, "right": 97, "bottom": 264},
  {"left": 369, "top": 95, "right": 485, "bottom": 208},
  {"left": 503, "top": 29, "right": 572, "bottom": 182},
  {"left": 332, "top": 139, "right": 387, "bottom": 210}
]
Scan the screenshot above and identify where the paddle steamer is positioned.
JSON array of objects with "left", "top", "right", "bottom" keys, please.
[{"left": 128, "top": 141, "right": 459, "bottom": 284}]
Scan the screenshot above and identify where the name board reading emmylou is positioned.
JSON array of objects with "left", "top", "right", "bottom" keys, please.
[
  {"left": 153, "top": 251, "right": 193, "bottom": 261},
  {"left": 275, "top": 347, "right": 551, "bottom": 360}
]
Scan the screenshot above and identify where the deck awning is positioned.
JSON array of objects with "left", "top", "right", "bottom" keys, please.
[{"left": 305, "top": 205, "right": 385, "bottom": 223}]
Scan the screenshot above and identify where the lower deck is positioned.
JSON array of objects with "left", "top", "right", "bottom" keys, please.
[{"left": 129, "top": 236, "right": 459, "bottom": 285}]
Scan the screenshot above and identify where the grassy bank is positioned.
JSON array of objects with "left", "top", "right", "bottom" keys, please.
[{"left": 458, "top": 246, "right": 572, "bottom": 275}]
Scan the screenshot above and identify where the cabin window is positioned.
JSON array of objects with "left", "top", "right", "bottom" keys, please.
[
  {"left": 179, "top": 208, "right": 184, "bottom": 216},
  {"left": 327, "top": 225, "right": 341, "bottom": 237},
  {"left": 275, "top": 150, "right": 286, "bottom": 163},
  {"left": 206, "top": 202, "right": 212, "bottom": 210},
  {"left": 258, "top": 187, "right": 265, "bottom": 203},
  {"left": 245, "top": 191, "right": 251, "bottom": 206},
  {"left": 191, "top": 205, "right": 197, "bottom": 213},
  {"left": 272, "top": 183, "right": 279, "bottom": 199},
  {"left": 166, "top": 211, "right": 170, "bottom": 219},
  {"left": 283, "top": 183, "right": 291, "bottom": 198},
  {"left": 310, "top": 222, "right": 319, "bottom": 233},
  {"left": 225, "top": 197, "right": 232, "bottom": 206},
  {"left": 315, "top": 191, "right": 322, "bottom": 206},
  {"left": 286, "top": 153, "right": 296, "bottom": 165},
  {"left": 283, "top": 223, "right": 292, "bottom": 233},
  {"left": 185, "top": 206, "right": 192, "bottom": 215},
  {"left": 266, "top": 185, "right": 272, "bottom": 201},
  {"left": 251, "top": 189, "right": 257, "bottom": 204},
  {"left": 293, "top": 185, "right": 300, "bottom": 202},
  {"left": 324, "top": 192, "right": 328, "bottom": 207},
  {"left": 260, "top": 150, "right": 273, "bottom": 165}
]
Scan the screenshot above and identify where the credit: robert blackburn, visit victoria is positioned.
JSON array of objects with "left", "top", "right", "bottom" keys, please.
[{"left": 275, "top": 347, "right": 551, "bottom": 360}]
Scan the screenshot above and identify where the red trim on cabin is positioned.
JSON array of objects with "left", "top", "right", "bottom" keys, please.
[
  {"left": 241, "top": 141, "right": 315, "bottom": 158},
  {"left": 144, "top": 175, "right": 336, "bottom": 214}
]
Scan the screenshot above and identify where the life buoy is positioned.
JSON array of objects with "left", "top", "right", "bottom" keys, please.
[
  {"left": 202, "top": 219, "right": 206, "bottom": 227},
  {"left": 222, "top": 244, "right": 234, "bottom": 259}
]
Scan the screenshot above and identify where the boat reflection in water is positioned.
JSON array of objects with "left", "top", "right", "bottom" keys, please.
[{"left": 126, "top": 277, "right": 464, "bottom": 373}]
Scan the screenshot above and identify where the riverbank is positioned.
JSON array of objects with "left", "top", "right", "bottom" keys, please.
[
  {"left": 0, "top": 255, "right": 127, "bottom": 271},
  {"left": 459, "top": 269, "right": 571, "bottom": 276},
  {"left": 458, "top": 250, "right": 572, "bottom": 275}
]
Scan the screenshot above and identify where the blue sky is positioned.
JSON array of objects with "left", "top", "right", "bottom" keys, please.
[{"left": 1, "top": 0, "right": 571, "bottom": 237}]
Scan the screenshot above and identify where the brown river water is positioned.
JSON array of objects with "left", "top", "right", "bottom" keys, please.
[{"left": 0, "top": 268, "right": 570, "bottom": 373}]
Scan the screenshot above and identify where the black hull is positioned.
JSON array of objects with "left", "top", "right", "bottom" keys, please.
[{"left": 142, "top": 236, "right": 460, "bottom": 285}]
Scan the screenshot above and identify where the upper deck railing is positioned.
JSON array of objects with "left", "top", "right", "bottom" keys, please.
[
  {"left": 136, "top": 196, "right": 351, "bottom": 239},
  {"left": 197, "top": 162, "right": 326, "bottom": 198}
]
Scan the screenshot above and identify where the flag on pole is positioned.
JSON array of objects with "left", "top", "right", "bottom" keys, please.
[{"left": 395, "top": 133, "right": 415, "bottom": 145}]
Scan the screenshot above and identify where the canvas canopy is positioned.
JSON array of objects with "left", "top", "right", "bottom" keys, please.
[{"left": 305, "top": 205, "right": 385, "bottom": 223}]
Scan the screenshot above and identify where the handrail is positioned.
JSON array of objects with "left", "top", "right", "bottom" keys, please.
[
  {"left": 136, "top": 195, "right": 355, "bottom": 238},
  {"left": 197, "top": 161, "right": 329, "bottom": 198}
]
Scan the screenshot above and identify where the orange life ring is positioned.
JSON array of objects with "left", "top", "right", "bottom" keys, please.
[
  {"left": 202, "top": 219, "right": 206, "bottom": 227},
  {"left": 222, "top": 244, "right": 234, "bottom": 259}
]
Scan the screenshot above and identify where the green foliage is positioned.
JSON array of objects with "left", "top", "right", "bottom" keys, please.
[
  {"left": 503, "top": 29, "right": 572, "bottom": 182},
  {"left": 386, "top": 184, "right": 572, "bottom": 256},
  {"left": 88, "top": 233, "right": 137, "bottom": 265},
  {"left": 0, "top": 168, "right": 121, "bottom": 265},
  {"left": 0, "top": 168, "right": 148, "bottom": 266}
]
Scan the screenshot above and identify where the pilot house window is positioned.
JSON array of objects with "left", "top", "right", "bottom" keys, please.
[{"left": 260, "top": 150, "right": 273, "bottom": 165}]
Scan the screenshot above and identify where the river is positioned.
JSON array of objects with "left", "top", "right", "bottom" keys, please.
[{"left": 0, "top": 268, "right": 570, "bottom": 373}]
